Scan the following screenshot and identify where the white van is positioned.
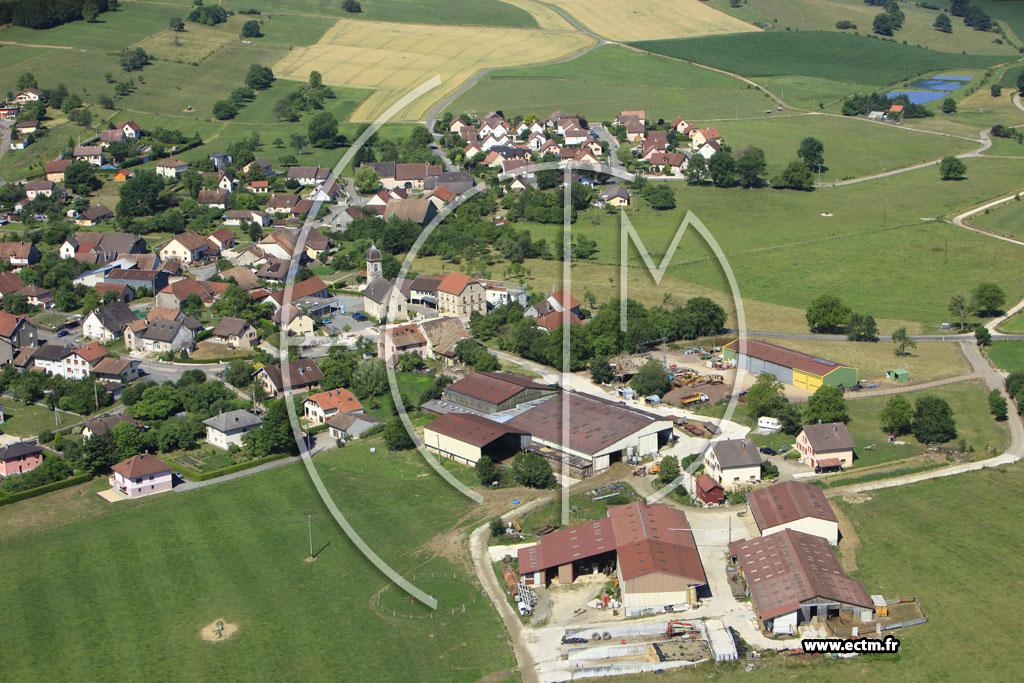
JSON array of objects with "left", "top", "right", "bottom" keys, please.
[{"left": 757, "top": 416, "right": 781, "bottom": 431}]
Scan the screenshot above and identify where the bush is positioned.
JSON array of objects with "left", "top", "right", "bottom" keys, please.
[{"left": 489, "top": 517, "right": 505, "bottom": 537}]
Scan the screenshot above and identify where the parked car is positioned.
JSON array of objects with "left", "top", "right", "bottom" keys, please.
[
  {"left": 57, "top": 329, "right": 69, "bottom": 337},
  {"left": 321, "top": 318, "right": 332, "bottom": 324},
  {"left": 864, "top": 383, "right": 880, "bottom": 389},
  {"left": 351, "top": 312, "right": 368, "bottom": 321},
  {"left": 759, "top": 447, "right": 777, "bottom": 456},
  {"left": 778, "top": 445, "right": 789, "bottom": 454}
]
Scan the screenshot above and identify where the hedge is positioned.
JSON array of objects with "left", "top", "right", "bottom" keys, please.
[
  {"left": 0, "top": 472, "right": 92, "bottom": 507},
  {"left": 173, "top": 452, "right": 291, "bottom": 482}
]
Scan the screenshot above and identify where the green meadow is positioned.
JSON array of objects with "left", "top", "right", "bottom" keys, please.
[
  {"left": 449, "top": 44, "right": 772, "bottom": 121},
  {"left": 0, "top": 443, "right": 516, "bottom": 681}
]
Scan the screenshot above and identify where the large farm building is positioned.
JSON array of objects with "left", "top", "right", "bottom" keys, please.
[
  {"left": 723, "top": 339, "right": 858, "bottom": 390},
  {"left": 518, "top": 501, "right": 707, "bottom": 617},
  {"left": 422, "top": 382, "right": 675, "bottom": 477}
]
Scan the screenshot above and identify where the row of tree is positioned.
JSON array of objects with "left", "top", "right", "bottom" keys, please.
[{"left": 471, "top": 297, "right": 727, "bottom": 372}]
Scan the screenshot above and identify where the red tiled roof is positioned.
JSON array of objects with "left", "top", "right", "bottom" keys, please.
[
  {"left": 74, "top": 342, "right": 111, "bottom": 364},
  {"left": 112, "top": 453, "right": 171, "bottom": 478},
  {"left": 437, "top": 272, "right": 478, "bottom": 296},
  {"left": 305, "top": 388, "right": 362, "bottom": 414},
  {"left": 535, "top": 310, "right": 582, "bottom": 332}
]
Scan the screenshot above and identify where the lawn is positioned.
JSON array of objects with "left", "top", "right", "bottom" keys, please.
[
  {"left": 450, "top": 44, "right": 771, "bottom": 122},
  {"left": 358, "top": 371, "right": 435, "bottom": 420},
  {"left": 751, "top": 339, "right": 969, "bottom": 385},
  {"left": 1, "top": 402, "right": 61, "bottom": 437},
  {"left": 273, "top": 18, "right": 596, "bottom": 121},
  {"left": 845, "top": 381, "right": 1007, "bottom": 467},
  {"left": 986, "top": 339, "right": 1024, "bottom": 373},
  {"left": 630, "top": 31, "right": 1007, "bottom": 90},
  {"left": 704, "top": 0, "right": 1018, "bottom": 56},
  {"left": 0, "top": 442, "right": 517, "bottom": 680}
]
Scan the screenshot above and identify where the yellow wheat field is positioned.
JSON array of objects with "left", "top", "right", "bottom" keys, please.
[
  {"left": 544, "top": 0, "right": 758, "bottom": 41},
  {"left": 499, "top": 0, "right": 577, "bottom": 31},
  {"left": 273, "top": 19, "right": 595, "bottom": 122}
]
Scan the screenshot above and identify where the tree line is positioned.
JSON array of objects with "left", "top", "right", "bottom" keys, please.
[{"left": 469, "top": 297, "right": 726, "bottom": 371}]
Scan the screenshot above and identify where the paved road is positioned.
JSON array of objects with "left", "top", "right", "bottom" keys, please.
[
  {"left": 952, "top": 189, "right": 1024, "bottom": 247},
  {"left": 173, "top": 455, "right": 301, "bottom": 492},
  {"left": 821, "top": 128, "right": 990, "bottom": 188}
]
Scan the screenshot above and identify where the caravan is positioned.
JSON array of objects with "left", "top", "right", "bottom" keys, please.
[{"left": 757, "top": 416, "right": 781, "bottom": 431}]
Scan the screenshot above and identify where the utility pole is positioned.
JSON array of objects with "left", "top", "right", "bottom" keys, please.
[
  {"left": 93, "top": 379, "right": 99, "bottom": 412},
  {"left": 307, "top": 514, "right": 313, "bottom": 559}
]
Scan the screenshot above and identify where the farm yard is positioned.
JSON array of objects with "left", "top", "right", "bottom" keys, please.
[
  {"left": 0, "top": 443, "right": 518, "bottom": 681},
  {"left": 542, "top": 0, "right": 757, "bottom": 42},
  {"left": 272, "top": 18, "right": 596, "bottom": 121},
  {"left": 608, "top": 467, "right": 1024, "bottom": 682}
]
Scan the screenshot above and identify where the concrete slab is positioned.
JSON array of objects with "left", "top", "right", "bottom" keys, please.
[{"left": 96, "top": 488, "right": 128, "bottom": 503}]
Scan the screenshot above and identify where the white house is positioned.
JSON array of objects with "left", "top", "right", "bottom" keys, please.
[
  {"left": 155, "top": 158, "right": 189, "bottom": 179},
  {"left": 704, "top": 438, "right": 762, "bottom": 491},
  {"left": 109, "top": 453, "right": 173, "bottom": 499},
  {"left": 202, "top": 410, "right": 262, "bottom": 450}
]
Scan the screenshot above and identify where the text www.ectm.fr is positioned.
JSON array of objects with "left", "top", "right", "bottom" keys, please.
[{"left": 802, "top": 636, "right": 900, "bottom": 654}]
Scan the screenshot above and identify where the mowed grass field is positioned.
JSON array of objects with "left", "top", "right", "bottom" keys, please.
[
  {"left": 136, "top": 0, "right": 538, "bottom": 28},
  {"left": 0, "top": 444, "right": 517, "bottom": 681},
  {"left": 986, "top": 340, "right": 1024, "bottom": 373},
  {"left": 504, "top": 156, "right": 1024, "bottom": 328},
  {"left": 450, "top": 45, "right": 770, "bottom": 121},
  {"left": 845, "top": 381, "right": 1006, "bottom": 467},
  {"left": 705, "top": 0, "right": 1018, "bottom": 56},
  {"left": 631, "top": 31, "right": 1008, "bottom": 104},
  {"left": 542, "top": 0, "right": 757, "bottom": 41},
  {"left": 693, "top": 113, "right": 978, "bottom": 181},
  {"left": 750, "top": 339, "right": 970, "bottom": 384},
  {"left": 273, "top": 18, "right": 596, "bottom": 121}
]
